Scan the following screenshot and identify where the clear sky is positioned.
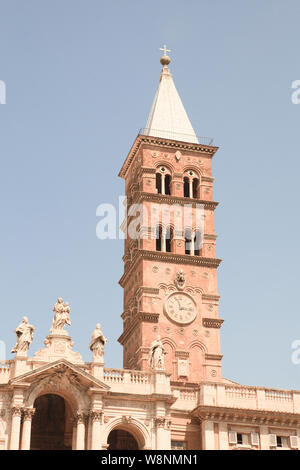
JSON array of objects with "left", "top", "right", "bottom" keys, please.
[{"left": 0, "top": 0, "right": 300, "bottom": 390}]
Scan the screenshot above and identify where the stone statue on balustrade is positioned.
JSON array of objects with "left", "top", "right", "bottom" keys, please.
[
  {"left": 89, "top": 324, "right": 107, "bottom": 361},
  {"left": 148, "top": 335, "right": 166, "bottom": 370},
  {"left": 11, "top": 316, "right": 35, "bottom": 355},
  {"left": 51, "top": 297, "right": 71, "bottom": 333}
]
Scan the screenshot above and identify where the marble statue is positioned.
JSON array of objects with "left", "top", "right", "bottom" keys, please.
[
  {"left": 89, "top": 323, "right": 107, "bottom": 359},
  {"left": 148, "top": 335, "right": 166, "bottom": 370},
  {"left": 51, "top": 298, "right": 71, "bottom": 332},
  {"left": 11, "top": 317, "right": 35, "bottom": 354}
]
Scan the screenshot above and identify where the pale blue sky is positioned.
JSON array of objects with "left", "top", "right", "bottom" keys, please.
[{"left": 0, "top": 0, "right": 300, "bottom": 389}]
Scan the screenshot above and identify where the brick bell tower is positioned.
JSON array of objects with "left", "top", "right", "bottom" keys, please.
[{"left": 118, "top": 48, "right": 223, "bottom": 384}]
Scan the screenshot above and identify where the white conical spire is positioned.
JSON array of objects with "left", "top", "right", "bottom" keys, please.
[{"left": 144, "top": 47, "right": 199, "bottom": 144}]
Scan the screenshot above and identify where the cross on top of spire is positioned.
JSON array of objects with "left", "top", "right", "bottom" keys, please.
[
  {"left": 159, "top": 44, "right": 171, "bottom": 56},
  {"left": 159, "top": 44, "right": 171, "bottom": 66}
]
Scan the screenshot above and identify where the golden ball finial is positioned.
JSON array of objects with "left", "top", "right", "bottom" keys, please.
[
  {"left": 159, "top": 45, "right": 171, "bottom": 66},
  {"left": 160, "top": 55, "right": 171, "bottom": 66}
]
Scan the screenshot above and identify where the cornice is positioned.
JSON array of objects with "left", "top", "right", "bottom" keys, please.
[
  {"left": 135, "top": 286, "right": 160, "bottom": 298},
  {"left": 119, "top": 251, "right": 222, "bottom": 287},
  {"left": 202, "top": 294, "right": 220, "bottom": 301},
  {"left": 202, "top": 318, "right": 224, "bottom": 329},
  {"left": 201, "top": 176, "right": 214, "bottom": 183},
  {"left": 106, "top": 391, "right": 176, "bottom": 404},
  {"left": 119, "top": 136, "right": 143, "bottom": 179},
  {"left": 205, "top": 353, "right": 223, "bottom": 361},
  {"left": 140, "top": 167, "right": 156, "bottom": 175},
  {"left": 204, "top": 234, "right": 218, "bottom": 241},
  {"left": 118, "top": 312, "right": 160, "bottom": 345},
  {"left": 119, "top": 135, "right": 219, "bottom": 179},
  {"left": 175, "top": 351, "right": 190, "bottom": 359},
  {"left": 192, "top": 405, "right": 300, "bottom": 426},
  {"left": 135, "top": 192, "right": 219, "bottom": 210},
  {"left": 139, "top": 135, "right": 218, "bottom": 155}
]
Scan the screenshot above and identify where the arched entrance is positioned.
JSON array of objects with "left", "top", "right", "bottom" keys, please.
[
  {"left": 30, "top": 393, "right": 73, "bottom": 450},
  {"left": 107, "top": 429, "right": 139, "bottom": 450}
]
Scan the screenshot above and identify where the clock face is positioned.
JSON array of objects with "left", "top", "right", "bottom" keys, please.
[{"left": 164, "top": 292, "right": 197, "bottom": 325}]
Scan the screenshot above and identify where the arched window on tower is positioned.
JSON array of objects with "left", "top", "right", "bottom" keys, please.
[
  {"left": 165, "top": 226, "right": 173, "bottom": 253},
  {"left": 156, "top": 225, "right": 162, "bottom": 252},
  {"left": 194, "top": 229, "right": 202, "bottom": 256},
  {"left": 193, "top": 178, "right": 199, "bottom": 198},
  {"left": 165, "top": 174, "right": 171, "bottom": 195},
  {"left": 156, "top": 166, "right": 172, "bottom": 195},
  {"left": 183, "top": 171, "right": 200, "bottom": 199},
  {"left": 156, "top": 225, "right": 173, "bottom": 253},
  {"left": 156, "top": 173, "right": 162, "bottom": 195},
  {"left": 185, "top": 228, "right": 202, "bottom": 256},
  {"left": 184, "top": 177, "right": 189, "bottom": 198},
  {"left": 185, "top": 228, "right": 192, "bottom": 255}
]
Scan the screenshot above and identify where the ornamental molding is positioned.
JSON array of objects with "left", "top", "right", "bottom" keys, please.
[
  {"left": 118, "top": 313, "right": 159, "bottom": 345},
  {"left": 122, "top": 415, "right": 132, "bottom": 424},
  {"left": 159, "top": 283, "right": 204, "bottom": 298},
  {"left": 201, "top": 176, "right": 214, "bottom": 183},
  {"left": 204, "top": 234, "right": 218, "bottom": 240},
  {"left": 154, "top": 417, "right": 166, "bottom": 428},
  {"left": 134, "top": 192, "right": 219, "bottom": 211},
  {"left": 11, "top": 406, "right": 23, "bottom": 417},
  {"left": 193, "top": 405, "right": 300, "bottom": 427},
  {"left": 23, "top": 407, "right": 35, "bottom": 420},
  {"left": 175, "top": 351, "right": 190, "bottom": 359},
  {"left": 74, "top": 411, "right": 88, "bottom": 424},
  {"left": 135, "top": 286, "right": 160, "bottom": 298},
  {"left": 202, "top": 318, "right": 224, "bottom": 329},
  {"left": 202, "top": 294, "right": 220, "bottom": 301},
  {"left": 119, "top": 135, "right": 218, "bottom": 179},
  {"left": 205, "top": 353, "right": 223, "bottom": 361},
  {"left": 89, "top": 410, "right": 103, "bottom": 422},
  {"left": 142, "top": 251, "right": 221, "bottom": 267},
  {"left": 120, "top": 251, "right": 222, "bottom": 287},
  {"left": 174, "top": 269, "right": 185, "bottom": 290},
  {"left": 139, "top": 312, "right": 160, "bottom": 322},
  {"left": 140, "top": 167, "right": 156, "bottom": 174},
  {"left": 166, "top": 419, "right": 172, "bottom": 429}
]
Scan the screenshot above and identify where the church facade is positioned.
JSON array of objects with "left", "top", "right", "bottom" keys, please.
[{"left": 1, "top": 50, "right": 300, "bottom": 451}]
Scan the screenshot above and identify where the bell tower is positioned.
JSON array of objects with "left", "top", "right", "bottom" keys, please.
[{"left": 118, "top": 49, "right": 223, "bottom": 383}]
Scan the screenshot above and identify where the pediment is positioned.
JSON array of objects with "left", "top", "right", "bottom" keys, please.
[{"left": 10, "top": 359, "right": 110, "bottom": 391}]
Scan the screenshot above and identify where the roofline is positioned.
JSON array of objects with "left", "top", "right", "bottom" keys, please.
[{"left": 118, "top": 133, "right": 219, "bottom": 179}]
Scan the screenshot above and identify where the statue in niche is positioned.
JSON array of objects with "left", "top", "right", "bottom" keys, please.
[
  {"left": 11, "top": 316, "right": 35, "bottom": 354},
  {"left": 51, "top": 298, "right": 71, "bottom": 332},
  {"left": 148, "top": 335, "right": 166, "bottom": 370},
  {"left": 89, "top": 324, "right": 107, "bottom": 359}
]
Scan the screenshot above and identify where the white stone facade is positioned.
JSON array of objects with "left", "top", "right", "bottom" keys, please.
[{"left": 0, "top": 327, "right": 300, "bottom": 450}]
